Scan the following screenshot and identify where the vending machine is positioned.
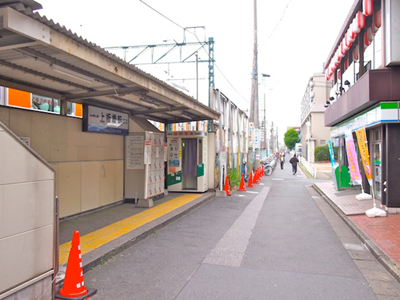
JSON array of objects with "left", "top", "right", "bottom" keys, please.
[{"left": 167, "top": 131, "right": 208, "bottom": 193}]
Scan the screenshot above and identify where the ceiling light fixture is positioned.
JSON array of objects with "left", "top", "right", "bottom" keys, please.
[{"left": 50, "top": 64, "right": 94, "bottom": 84}]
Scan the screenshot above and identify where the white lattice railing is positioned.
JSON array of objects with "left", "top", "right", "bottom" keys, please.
[{"left": 299, "top": 156, "right": 317, "bottom": 178}]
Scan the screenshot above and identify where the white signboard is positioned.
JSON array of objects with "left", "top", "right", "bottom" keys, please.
[
  {"left": 84, "top": 105, "right": 129, "bottom": 135},
  {"left": 126, "top": 136, "right": 144, "bottom": 169}
]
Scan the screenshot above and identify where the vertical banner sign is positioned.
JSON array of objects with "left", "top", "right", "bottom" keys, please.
[
  {"left": 355, "top": 128, "right": 373, "bottom": 186},
  {"left": 345, "top": 131, "right": 362, "bottom": 184},
  {"left": 328, "top": 140, "right": 336, "bottom": 167},
  {"left": 249, "top": 122, "right": 254, "bottom": 149},
  {"left": 254, "top": 128, "right": 260, "bottom": 149}
]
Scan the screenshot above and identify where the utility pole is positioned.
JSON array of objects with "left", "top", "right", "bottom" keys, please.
[
  {"left": 270, "top": 121, "right": 274, "bottom": 154},
  {"left": 247, "top": 0, "right": 259, "bottom": 175}
]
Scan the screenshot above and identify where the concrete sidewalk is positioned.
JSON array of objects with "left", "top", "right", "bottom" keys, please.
[
  {"left": 301, "top": 162, "right": 400, "bottom": 283},
  {"left": 57, "top": 166, "right": 400, "bottom": 288}
]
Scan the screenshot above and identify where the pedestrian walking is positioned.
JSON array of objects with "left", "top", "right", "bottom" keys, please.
[
  {"left": 280, "top": 151, "right": 285, "bottom": 169},
  {"left": 289, "top": 153, "right": 299, "bottom": 175}
]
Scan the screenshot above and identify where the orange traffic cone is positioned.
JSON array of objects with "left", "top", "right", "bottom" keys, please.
[
  {"left": 56, "top": 231, "right": 97, "bottom": 300},
  {"left": 224, "top": 175, "right": 231, "bottom": 196},
  {"left": 254, "top": 169, "right": 259, "bottom": 184},
  {"left": 238, "top": 174, "right": 246, "bottom": 192},
  {"left": 247, "top": 172, "right": 254, "bottom": 188}
]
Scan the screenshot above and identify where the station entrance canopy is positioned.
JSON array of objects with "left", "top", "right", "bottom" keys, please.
[{"left": 0, "top": 1, "right": 220, "bottom": 124}]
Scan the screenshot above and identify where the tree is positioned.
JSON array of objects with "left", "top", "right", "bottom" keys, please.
[{"left": 284, "top": 128, "right": 299, "bottom": 149}]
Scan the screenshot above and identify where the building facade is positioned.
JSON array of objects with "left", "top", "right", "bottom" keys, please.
[
  {"left": 324, "top": 0, "right": 400, "bottom": 212},
  {"left": 300, "top": 74, "right": 331, "bottom": 162}
]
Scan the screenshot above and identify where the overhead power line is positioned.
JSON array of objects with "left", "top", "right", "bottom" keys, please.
[
  {"left": 268, "top": 0, "right": 293, "bottom": 40},
  {"left": 139, "top": 0, "right": 248, "bottom": 104},
  {"left": 139, "top": 0, "right": 184, "bottom": 30}
]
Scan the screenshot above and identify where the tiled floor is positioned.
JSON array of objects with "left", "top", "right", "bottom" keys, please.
[
  {"left": 350, "top": 214, "right": 400, "bottom": 267},
  {"left": 315, "top": 181, "right": 377, "bottom": 215},
  {"left": 315, "top": 181, "right": 400, "bottom": 268}
]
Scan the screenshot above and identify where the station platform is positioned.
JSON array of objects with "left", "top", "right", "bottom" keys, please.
[{"left": 56, "top": 192, "right": 215, "bottom": 285}]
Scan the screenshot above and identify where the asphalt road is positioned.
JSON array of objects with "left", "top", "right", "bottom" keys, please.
[{"left": 84, "top": 162, "right": 400, "bottom": 299}]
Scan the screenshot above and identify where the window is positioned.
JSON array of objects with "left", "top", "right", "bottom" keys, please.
[{"left": 32, "top": 94, "right": 60, "bottom": 113}]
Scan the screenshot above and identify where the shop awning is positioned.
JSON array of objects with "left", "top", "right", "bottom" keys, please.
[{"left": 0, "top": 1, "right": 220, "bottom": 124}]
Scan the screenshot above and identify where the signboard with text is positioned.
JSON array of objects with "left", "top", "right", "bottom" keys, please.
[{"left": 83, "top": 105, "right": 129, "bottom": 135}]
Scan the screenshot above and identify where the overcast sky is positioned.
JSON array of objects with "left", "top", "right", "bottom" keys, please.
[{"left": 37, "top": 0, "right": 354, "bottom": 142}]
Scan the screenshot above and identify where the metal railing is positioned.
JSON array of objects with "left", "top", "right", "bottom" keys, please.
[{"left": 299, "top": 156, "right": 317, "bottom": 178}]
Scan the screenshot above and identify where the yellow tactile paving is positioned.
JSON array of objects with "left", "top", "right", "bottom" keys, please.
[{"left": 59, "top": 194, "right": 203, "bottom": 265}]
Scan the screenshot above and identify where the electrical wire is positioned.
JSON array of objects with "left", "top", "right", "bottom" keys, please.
[
  {"left": 268, "top": 0, "right": 293, "bottom": 40},
  {"left": 139, "top": 0, "right": 185, "bottom": 30},
  {"left": 139, "top": 0, "right": 249, "bottom": 105}
]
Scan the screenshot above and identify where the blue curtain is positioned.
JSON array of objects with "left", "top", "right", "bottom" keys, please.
[{"left": 183, "top": 139, "right": 197, "bottom": 176}]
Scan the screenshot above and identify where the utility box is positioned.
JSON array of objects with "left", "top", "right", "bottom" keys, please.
[
  {"left": 124, "top": 119, "right": 166, "bottom": 207},
  {"left": 167, "top": 131, "right": 208, "bottom": 193}
]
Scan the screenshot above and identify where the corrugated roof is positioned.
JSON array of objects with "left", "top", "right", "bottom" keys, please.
[{"left": 0, "top": 0, "right": 219, "bottom": 123}]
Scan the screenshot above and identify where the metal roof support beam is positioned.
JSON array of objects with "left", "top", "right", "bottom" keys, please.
[
  {"left": 63, "top": 86, "right": 147, "bottom": 101},
  {"left": 130, "top": 106, "right": 186, "bottom": 116},
  {"left": 15, "top": 47, "right": 123, "bottom": 88}
]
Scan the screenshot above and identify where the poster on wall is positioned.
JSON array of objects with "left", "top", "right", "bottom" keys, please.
[
  {"left": 168, "top": 138, "right": 180, "bottom": 170},
  {"left": 83, "top": 105, "right": 129, "bottom": 135},
  {"left": 126, "top": 135, "right": 144, "bottom": 169}
]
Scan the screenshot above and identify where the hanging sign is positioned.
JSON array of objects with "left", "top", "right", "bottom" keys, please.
[
  {"left": 355, "top": 128, "right": 373, "bottom": 186},
  {"left": 345, "top": 131, "right": 362, "bottom": 184}
]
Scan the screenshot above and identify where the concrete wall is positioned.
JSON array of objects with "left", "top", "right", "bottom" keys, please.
[
  {"left": 312, "top": 113, "right": 331, "bottom": 147},
  {"left": 0, "top": 106, "right": 124, "bottom": 218},
  {"left": 0, "top": 122, "right": 55, "bottom": 299}
]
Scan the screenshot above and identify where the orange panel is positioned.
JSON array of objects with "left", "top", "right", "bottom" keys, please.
[
  {"left": 75, "top": 104, "right": 83, "bottom": 117},
  {"left": 8, "top": 89, "right": 31, "bottom": 109}
]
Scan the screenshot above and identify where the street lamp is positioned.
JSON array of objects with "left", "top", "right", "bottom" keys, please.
[{"left": 306, "top": 121, "right": 311, "bottom": 163}]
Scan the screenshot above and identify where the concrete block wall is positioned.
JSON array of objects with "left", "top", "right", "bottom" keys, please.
[
  {"left": 0, "top": 107, "right": 124, "bottom": 218},
  {"left": 0, "top": 123, "right": 55, "bottom": 298}
]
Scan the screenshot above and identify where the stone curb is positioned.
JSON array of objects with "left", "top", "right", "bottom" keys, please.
[{"left": 313, "top": 184, "right": 400, "bottom": 284}]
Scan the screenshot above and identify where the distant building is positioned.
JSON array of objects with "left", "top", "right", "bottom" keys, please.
[{"left": 300, "top": 74, "right": 331, "bottom": 162}]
